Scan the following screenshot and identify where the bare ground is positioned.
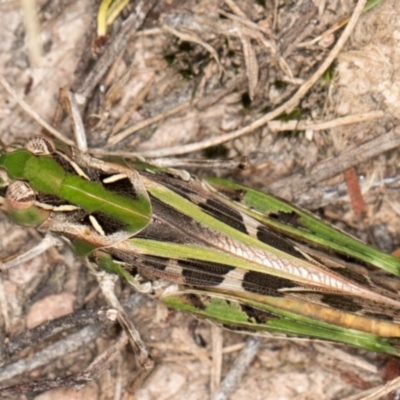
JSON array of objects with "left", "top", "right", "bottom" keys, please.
[{"left": 1, "top": 1, "right": 400, "bottom": 399}]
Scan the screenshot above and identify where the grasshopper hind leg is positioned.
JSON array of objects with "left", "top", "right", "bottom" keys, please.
[{"left": 85, "top": 258, "right": 154, "bottom": 371}]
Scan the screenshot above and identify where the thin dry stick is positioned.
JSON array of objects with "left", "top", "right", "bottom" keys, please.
[
  {"left": 211, "top": 336, "right": 262, "bottom": 400},
  {"left": 343, "top": 167, "right": 367, "bottom": 219},
  {"left": 0, "top": 75, "right": 74, "bottom": 146},
  {"left": 83, "top": 331, "right": 129, "bottom": 378},
  {"left": 268, "top": 127, "right": 400, "bottom": 199},
  {"left": 0, "top": 325, "right": 100, "bottom": 383},
  {"left": 313, "top": 343, "right": 379, "bottom": 373},
  {"left": 218, "top": 7, "right": 273, "bottom": 37},
  {"left": 224, "top": 0, "right": 247, "bottom": 18},
  {"left": 75, "top": 0, "right": 155, "bottom": 104},
  {"left": 60, "top": 88, "right": 88, "bottom": 151},
  {"left": 163, "top": 25, "right": 223, "bottom": 74},
  {"left": 106, "top": 100, "right": 193, "bottom": 147},
  {"left": 221, "top": 7, "right": 294, "bottom": 81},
  {"left": 20, "top": 0, "right": 42, "bottom": 66},
  {"left": 101, "top": 71, "right": 250, "bottom": 150},
  {"left": 237, "top": 26, "right": 259, "bottom": 100},
  {"left": 268, "top": 111, "right": 384, "bottom": 132},
  {"left": 111, "top": 74, "right": 156, "bottom": 136},
  {"left": 1, "top": 234, "right": 63, "bottom": 271},
  {"left": 0, "top": 309, "right": 114, "bottom": 365},
  {"left": 92, "top": 269, "right": 153, "bottom": 370},
  {"left": 0, "top": 277, "right": 9, "bottom": 332},
  {"left": 298, "top": 0, "right": 382, "bottom": 48},
  {"left": 217, "top": 9, "right": 279, "bottom": 59},
  {"left": 210, "top": 326, "right": 223, "bottom": 395},
  {"left": 131, "top": 0, "right": 368, "bottom": 158},
  {"left": 343, "top": 375, "right": 400, "bottom": 400},
  {"left": 0, "top": 331, "right": 129, "bottom": 398}
]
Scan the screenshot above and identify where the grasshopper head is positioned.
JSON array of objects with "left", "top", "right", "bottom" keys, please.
[{"left": 0, "top": 137, "right": 55, "bottom": 227}]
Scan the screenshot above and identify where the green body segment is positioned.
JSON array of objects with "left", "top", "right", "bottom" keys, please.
[
  {"left": 0, "top": 149, "right": 151, "bottom": 233},
  {"left": 60, "top": 174, "right": 151, "bottom": 228},
  {"left": 163, "top": 290, "right": 400, "bottom": 356},
  {"left": 208, "top": 178, "right": 400, "bottom": 276}
]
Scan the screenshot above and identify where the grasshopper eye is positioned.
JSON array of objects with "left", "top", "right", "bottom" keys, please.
[
  {"left": 25, "top": 136, "right": 55, "bottom": 155},
  {"left": 5, "top": 181, "right": 36, "bottom": 210}
]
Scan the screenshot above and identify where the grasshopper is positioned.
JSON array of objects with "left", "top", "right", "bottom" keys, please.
[
  {"left": 0, "top": 0, "right": 397, "bottom": 397},
  {"left": 1, "top": 135, "right": 400, "bottom": 363}
]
